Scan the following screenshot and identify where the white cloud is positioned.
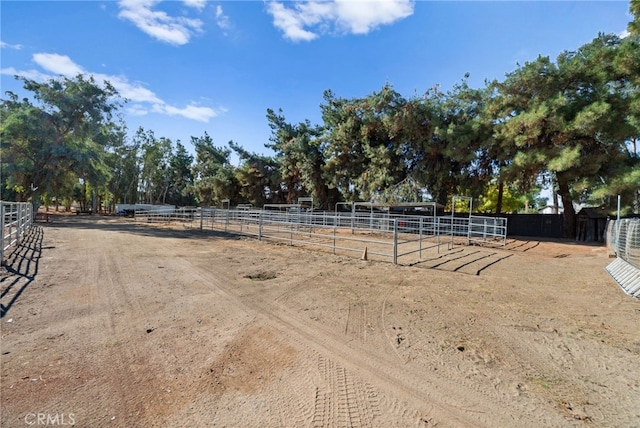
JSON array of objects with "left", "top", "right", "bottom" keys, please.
[
  {"left": 4, "top": 53, "right": 224, "bottom": 123},
  {"left": 153, "top": 103, "right": 223, "bottom": 122},
  {"left": 216, "top": 5, "right": 231, "bottom": 31},
  {"left": 126, "top": 104, "right": 151, "bottom": 116},
  {"left": 266, "top": 2, "right": 319, "bottom": 41},
  {"left": 117, "top": 0, "right": 204, "bottom": 45},
  {"left": 619, "top": 29, "right": 630, "bottom": 39},
  {"left": 33, "top": 53, "right": 84, "bottom": 76},
  {"left": 333, "top": 0, "right": 414, "bottom": 34},
  {"left": 0, "top": 66, "right": 50, "bottom": 81},
  {"left": 1, "top": 41, "right": 23, "bottom": 50},
  {"left": 266, "top": 0, "right": 414, "bottom": 42},
  {"left": 183, "top": 0, "right": 207, "bottom": 11},
  {"left": 100, "top": 74, "right": 163, "bottom": 104}
]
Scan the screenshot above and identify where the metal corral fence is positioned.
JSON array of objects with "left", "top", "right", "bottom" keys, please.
[
  {"left": 605, "top": 218, "right": 640, "bottom": 298},
  {"left": 134, "top": 207, "right": 507, "bottom": 264},
  {"left": 1, "top": 201, "right": 34, "bottom": 266}
]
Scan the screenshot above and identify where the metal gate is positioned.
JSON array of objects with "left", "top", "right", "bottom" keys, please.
[{"left": 605, "top": 218, "right": 640, "bottom": 298}]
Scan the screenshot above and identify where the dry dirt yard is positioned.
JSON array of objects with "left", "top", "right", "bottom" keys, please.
[{"left": 1, "top": 216, "right": 639, "bottom": 427}]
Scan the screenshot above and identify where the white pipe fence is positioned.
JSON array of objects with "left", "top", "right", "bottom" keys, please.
[
  {"left": 605, "top": 218, "right": 640, "bottom": 298},
  {"left": 1, "top": 201, "right": 34, "bottom": 266},
  {"left": 134, "top": 208, "right": 507, "bottom": 265}
]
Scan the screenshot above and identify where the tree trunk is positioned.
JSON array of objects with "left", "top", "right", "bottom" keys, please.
[
  {"left": 30, "top": 190, "right": 42, "bottom": 216},
  {"left": 556, "top": 173, "right": 576, "bottom": 239},
  {"left": 496, "top": 180, "right": 504, "bottom": 214},
  {"left": 552, "top": 172, "right": 559, "bottom": 214}
]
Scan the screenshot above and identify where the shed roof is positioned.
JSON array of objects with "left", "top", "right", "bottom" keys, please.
[{"left": 577, "top": 207, "right": 608, "bottom": 219}]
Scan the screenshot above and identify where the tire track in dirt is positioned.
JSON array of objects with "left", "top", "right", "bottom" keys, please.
[
  {"left": 185, "top": 289, "right": 392, "bottom": 428},
  {"left": 204, "top": 275, "right": 518, "bottom": 427},
  {"left": 82, "top": 245, "right": 160, "bottom": 424},
  {"left": 313, "top": 355, "right": 381, "bottom": 427},
  {"left": 250, "top": 256, "right": 576, "bottom": 426},
  {"left": 10, "top": 227, "right": 153, "bottom": 426},
  {"left": 344, "top": 298, "right": 367, "bottom": 344},
  {"left": 184, "top": 256, "right": 460, "bottom": 426}
]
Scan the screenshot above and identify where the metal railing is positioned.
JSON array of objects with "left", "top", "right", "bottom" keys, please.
[
  {"left": 1, "top": 201, "right": 34, "bottom": 266},
  {"left": 133, "top": 208, "right": 507, "bottom": 264},
  {"left": 134, "top": 207, "right": 197, "bottom": 223},
  {"left": 605, "top": 218, "right": 640, "bottom": 298},
  {"left": 469, "top": 215, "right": 508, "bottom": 246},
  {"left": 607, "top": 218, "right": 640, "bottom": 269}
]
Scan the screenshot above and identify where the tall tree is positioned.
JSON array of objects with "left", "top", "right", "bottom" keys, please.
[
  {"left": 492, "top": 34, "right": 639, "bottom": 237},
  {"left": 190, "top": 133, "right": 238, "bottom": 206},
  {"left": 416, "top": 80, "right": 497, "bottom": 206},
  {"left": 134, "top": 128, "right": 172, "bottom": 204},
  {"left": 321, "top": 85, "right": 418, "bottom": 203},
  {"left": 319, "top": 90, "right": 368, "bottom": 202},
  {"left": 230, "top": 141, "right": 283, "bottom": 206},
  {"left": 1, "top": 74, "right": 122, "bottom": 208},
  {"left": 265, "top": 108, "right": 305, "bottom": 203},
  {"left": 266, "top": 108, "right": 341, "bottom": 209},
  {"left": 107, "top": 126, "right": 140, "bottom": 206},
  {"left": 167, "top": 142, "right": 195, "bottom": 206}
]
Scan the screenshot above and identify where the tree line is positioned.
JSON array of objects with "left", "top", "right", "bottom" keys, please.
[{"left": 2, "top": 3, "right": 639, "bottom": 238}]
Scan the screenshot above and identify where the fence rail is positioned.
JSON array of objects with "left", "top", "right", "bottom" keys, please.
[
  {"left": 1, "top": 201, "right": 34, "bottom": 266},
  {"left": 605, "top": 218, "right": 640, "bottom": 298},
  {"left": 134, "top": 208, "right": 507, "bottom": 264}
]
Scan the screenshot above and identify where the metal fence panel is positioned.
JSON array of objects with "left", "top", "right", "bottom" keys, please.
[
  {"left": 1, "top": 201, "right": 34, "bottom": 265},
  {"left": 605, "top": 218, "right": 640, "bottom": 298},
  {"left": 160, "top": 208, "right": 506, "bottom": 264},
  {"left": 607, "top": 218, "right": 640, "bottom": 269},
  {"left": 469, "top": 215, "right": 508, "bottom": 246}
]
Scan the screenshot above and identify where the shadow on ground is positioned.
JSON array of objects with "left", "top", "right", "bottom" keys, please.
[
  {"left": 1, "top": 226, "right": 43, "bottom": 318},
  {"left": 39, "top": 214, "right": 243, "bottom": 242}
]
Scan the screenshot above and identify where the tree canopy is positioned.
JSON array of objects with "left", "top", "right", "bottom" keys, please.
[{"left": 1, "top": 75, "right": 122, "bottom": 208}]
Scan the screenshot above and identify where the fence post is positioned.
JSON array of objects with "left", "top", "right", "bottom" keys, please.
[
  {"left": 17, "top": 203, "right": 23, "bottom": 246},
  {"left": 419, "top": 217, "right": 423, "bottom": 259},
  {"left": 393, "top": 219, "right": 398, "bottom": 264},
  {"left": 351, "top": 212, "right": 355, "bottom": 235},
  {"left": 259, "top": 211, "right": 263, "bottom": 240},
  {"left": 483, "top": 218, "right": 487, "bottom": 240},
  {"left": 9, "top": 204, "right": 13, "bottom": 251},
  {"left": 437, "top": 217, "right": 440, "bottom": 253},
  {"left": 199, "top": 208, "right": 203, "bottom": 230},
  {"left": 331, "top": 224, "right": 336, "bottom": 255}
]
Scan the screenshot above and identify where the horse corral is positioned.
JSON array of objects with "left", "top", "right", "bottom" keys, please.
[{"left": 1, "top": 214, "right": 638, "bottom": 427}]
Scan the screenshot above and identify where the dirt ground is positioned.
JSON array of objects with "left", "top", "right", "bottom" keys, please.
[{"left": 1, "top": 215, "right": 639, "bottom": 427}]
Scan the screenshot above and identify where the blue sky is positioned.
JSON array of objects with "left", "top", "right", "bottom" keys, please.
[{"left": 0, "top": 1, "right": 633, "bottom": 161}]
